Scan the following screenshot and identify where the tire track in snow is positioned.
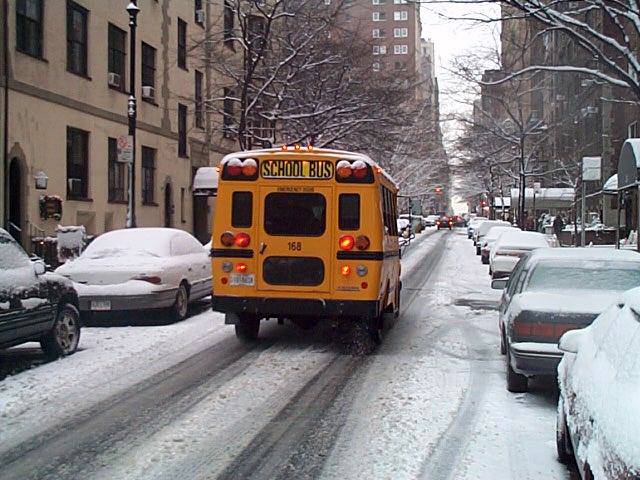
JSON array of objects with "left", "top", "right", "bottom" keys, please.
[{"left": 0, "top": 338, "right": 274, "bottom": 480}]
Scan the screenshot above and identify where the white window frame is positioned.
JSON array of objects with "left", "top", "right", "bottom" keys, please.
[{"left": 394, "top": 10, "right": 408, "bottom": 21}]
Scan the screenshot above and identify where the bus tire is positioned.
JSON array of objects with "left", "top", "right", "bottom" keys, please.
[
  {"left": 394, "top": 282, "right": 402, "bottom": 318},
  {"left": 235, "top": 315, "right": 260, "bottom": 341}
]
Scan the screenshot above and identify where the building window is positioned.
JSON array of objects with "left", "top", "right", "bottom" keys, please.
[
  {"left": 394, "top": 0, "right": 407, "bottom": 3},
  {"left": 394, "top": 44, "right": 408, "bottom": 54},
  {"left": 108, "top": 137, "right": 127, "bottom": 202},
  {"left": 180, "top": 187, "right": 186, "bottom": 223},
  {"left": 372, "top": 12, "right": 386, "bottom": 21},
  {"left": 224, "top": 0, "right": 234, "bottom": 46},
  {"left": 372, "top": 28, "right": 386, "bottom": 38},
  {"left": 141, "top": 42, "right": 156, "bottom": 92},
  {"left": 178, "top": 103, "right": 188, "bottom": 157},
  {"left": 372, "top": 0, "right": 387, "bottom": 4},
  {"left": 67, "top": 1, "right": 88, "bottom": 76},
  {"left": 108, "top": 24, "right": 126, "bottom": 91},
  {"left": 178, "top": 18, "right": 187, "bottom": 70},
  {"left": 195, "top": 70, "right": 204, "bottom": 129},
  {"left": 223, "top": 87, "right": 235, "bottom": 138},
  {"left": 141, "top": 147, "right": 156, "bottom": 204},
  {"left": 16, "top": 0, "right": 43, "bottom": 58},
  {"left": 194, "top": 0, "right": 204, "bottom": 26},
  {"left": 394, "top": 11, "right": 408, "bottom": 21},
  {"left": 373, "top": 62, "right": 381, "bottom": 72},
  {"left": 66, "top": 127, "right": 89, "bottom": 200},
  {"left": 629, "top": 121, "right": 638, "bottom": 138},
  {"left": 373, "top": 45, "right": 387, "bottom": 55},
  {"left": 394, "top": 27, "right": 408, "bottom": 37}
]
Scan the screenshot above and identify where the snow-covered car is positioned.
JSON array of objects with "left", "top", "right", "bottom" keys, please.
[
  {"left": 492, "top": 248, "right": 640, "bottom": 393},
  {"left": 479, "top": 225, "right": 517, "bottom": 265},
  {"left": 0, "top": 228, "right": 81, "bottom": 357},
  {"left": 556, "top": 287, "right": 640, "bottom": 479},
  {"left": 489, "top": 230, "right": 549, "bottom": 279},
  {"left": 474, "top": 219, "right": 510, "bottom": 253},
  {"left": 424, "top": 215, "right": 439, "bottom": 227},
  {"left": 55, "top": 228, "right": 212, "bottom": 321},
  {"left": 396, "top": 218, "right": 410, "bottom": 235},
  {"left": 467, "top": 216, "right": 486, "bottom": 239}
]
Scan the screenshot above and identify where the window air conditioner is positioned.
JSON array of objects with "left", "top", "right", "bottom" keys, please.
[
  {"left": 142, "top": 85, "right": 155, "bottom": 99},
  {"left": 108, "top": 72, "right": 121, "bottom": 88},
  {"left": 196, "top": 9, "right": 205, "bottom": 24}
]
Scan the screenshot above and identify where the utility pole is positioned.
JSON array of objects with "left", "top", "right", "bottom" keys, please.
[{"left": 126, "top": 1, "right": 140, "bottom": 228}]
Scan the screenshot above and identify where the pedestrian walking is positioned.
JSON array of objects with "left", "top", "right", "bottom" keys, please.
[{"left": 553, "top": 214, "right": 565, "bottom": 246}]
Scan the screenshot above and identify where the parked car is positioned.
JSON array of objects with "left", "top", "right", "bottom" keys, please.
[
  {"left": 55, "top": 228, "right": 212, "bottom": 321},
  {"left": 557, "top": 287, "right": 640, "bottom": 479},
  {"left": 467, "top": 216, "right": 486, "bottom": 239},
  {"left": 480, "top": 225, "right": 517, "bottom": 265},
  {"left": 436, "top": 216, "right": 453, "bottom": 230},
  {"left": 474, "top": 219, "right": 511, "bottom": 253},
  {"left": 424, "top": 215, "right": 440, "bottom": 227},
  {"left": 0, "top": 229, "right": 81, "bottom": 357},
  {"left": 492, "top": 248, "right": 640, "bottom": 393},
  {"left": 489, "top": 231, "right": 549, "bottom": 278}
]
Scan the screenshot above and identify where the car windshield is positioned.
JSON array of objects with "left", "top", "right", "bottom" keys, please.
[
  {"left": 0, "top": 235, "right": 31, "bottom": 269},
  {"left": 527, "top": 260, "right": 640, "bottom": 292},
  {"left": 82, "top": 231, "right": 170, "bottom": 258}
]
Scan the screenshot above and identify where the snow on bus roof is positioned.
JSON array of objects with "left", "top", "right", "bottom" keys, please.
[{"left": 220, "top": 148, "right": 398, "bottom": 188}]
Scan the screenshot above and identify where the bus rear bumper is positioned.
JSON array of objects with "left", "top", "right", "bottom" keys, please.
[{"left": 212, "top": 296, "right": 380, "bottom": 320}]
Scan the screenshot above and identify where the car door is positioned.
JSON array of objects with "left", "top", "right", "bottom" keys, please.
[
  {"left": 169, "top": 234, "right": 208, "bottom": 299},
  {"left": 0, "top": 234, "right": 54, "bottom": 347}
]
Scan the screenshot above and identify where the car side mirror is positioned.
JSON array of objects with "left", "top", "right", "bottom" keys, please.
[
  {"left": 491, "top": 278, "right": 508, "bottom": 290},
  {"left": 558, "top": 329, "right": 584, "bottom": 354},
  {"left": 33, "top": 261, "right": 46, "bottom": 276}
]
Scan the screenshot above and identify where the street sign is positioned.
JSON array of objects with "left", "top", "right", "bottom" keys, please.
[
  {"left": 582, "top": 156, "right": 601, "bottom": 181},
  {"left": 117, "top": 135, "right": 133, "bottom": 163}
]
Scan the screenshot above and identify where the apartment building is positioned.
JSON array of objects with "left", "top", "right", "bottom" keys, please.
[{"left": 1, "top": 0, "right": 232, "bottom": 250}]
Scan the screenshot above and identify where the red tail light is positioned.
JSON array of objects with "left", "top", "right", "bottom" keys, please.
[
  {"left": 496, "top": 250, "right": 522, "bottom": 257},
  {"left": 339, "top": 235, "right": 355, "bottom": 250},
  {"left": 514, "top": 322, "right": 580, "bottom": 341},
  {"left": 235, "top": 263, "right": 247, "bottom": 273},
  {"left": 355, "top": 235, "right": 370, "bottom": 250},
  {"left": 337, "top": 160, "right": 352, "bottom": 179},
  {"left": 352, "top": 160, "right": 367, "bottom": 179},
  {"left": 133, "top": 275, "right": 162, "bottom": 284},
  {"left": 221, "top": 231, "right": 235, "bottom": 247},
  {"left": 234, "top": 233, "right": 251, "bottom": 248},
  {"left": 227, "top": 165, "right": 242, "bottom": 176}
]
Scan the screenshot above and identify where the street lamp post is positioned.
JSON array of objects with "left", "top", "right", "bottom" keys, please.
[
  {"left": 126, "top": 2, "right": 140, "bottom": 228},
  {"left": 533, "top": 182, "right": 541, "bottom": 231}
]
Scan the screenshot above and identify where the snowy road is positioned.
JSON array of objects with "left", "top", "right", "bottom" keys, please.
[{"left": 0, "top": 229, "right": 575, "bottom": 479}]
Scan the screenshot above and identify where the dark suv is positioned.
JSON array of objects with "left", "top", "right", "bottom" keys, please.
[{"left": 0, "top": 229, "right": 81, "bottom": 357}]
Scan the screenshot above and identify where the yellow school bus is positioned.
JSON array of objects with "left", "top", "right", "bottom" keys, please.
[{"left": 210, "top": 146, "right": 401, "bottom": 343}]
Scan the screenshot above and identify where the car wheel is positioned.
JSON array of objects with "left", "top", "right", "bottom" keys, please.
[
  {"left": 235, "top": 315, "right": 260, "bottom": 341},
  {"left": 171, "top": 283, "right": 189, "bottom": 321},
  {"left": 506, "top": 359, "right": 528, "bottom": 392},
  {"left": 556, "top": 398, "right": 574, "bottom": 464},
  {"left": 41, "top": 304, "right": 81, "bottom": 358}
]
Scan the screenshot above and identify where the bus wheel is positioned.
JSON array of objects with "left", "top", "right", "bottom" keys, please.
[
  {"left": 235, "top": 315, "right": 260, "bottom": 341},
  {"left": 394, "top": 283, "right": 402, "bottom": 318}
]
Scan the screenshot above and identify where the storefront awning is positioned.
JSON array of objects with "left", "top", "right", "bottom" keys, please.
[
  {"left": 510, "top": 188, "right": 575, "bottom": 209},
  {"left": 193, "top": 167, "right": 219, "bottom": 197},
  {"left": 617, "top": 139, "right": 640, "bottom": 190},
  {"left": 603, "top": 173, "right": 618, "bottom": 194}
]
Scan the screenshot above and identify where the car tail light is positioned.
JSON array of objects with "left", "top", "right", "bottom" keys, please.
[
  {"left": 221, "top": 231, "right": 235, "bottom": 247},
  {"left": 235, "top": 263, "right": 247, "bottom": 273},
  {"left": 355, "top": 235, "right": 370, "bottom": 250},
  {"left": 496, "top": 250, "right": 522, "bottom": 257},
  {"left": 234, "top": 232, "right": 251, "bottom": 248},
  {"left": 133, "top": 275, "right": 162, "bottom": 284},
  {"left": 341, "top": 265, "right": 351, "bottom": 276},
  {"left": 339, "top": 235, "right": 355, "bottom": 250}
]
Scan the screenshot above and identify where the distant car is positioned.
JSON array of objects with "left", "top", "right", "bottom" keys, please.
[
  {"left": 467, "top": 217, "right": 486, "bottom": 239},
  {"left": 55, "top": 228, "right": 212, "bottom": 321},
  {"left": 424, "top": 215, "right": 439, "bottom": 227},
  {"left": 492, "top": 248, "right": 640, "bottom": 393},
  {"left": 489, "top": 231, "right": 549, "bottom": 278},
  {"left": 0, "top": 229, "right": 81, "bottom": 357},
  {"left": 396, "top": 218, "right": 411, "bottom": 236},
  {"left": 480, "top": 225, "right": 517, "bottom": 265},
  {"left": 474, "top": 220, "right": 511, "bottom": 253},
  {"left": 557, "top": 287, "right": 640, "bottom": 479},
  {"left": 436, "top": 216, "right": 453, "bottom": 230}
]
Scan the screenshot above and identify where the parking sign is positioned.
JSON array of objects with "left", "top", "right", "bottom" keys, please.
[{"left": 117, "top": 135, "right": 133, "bottom": 163}]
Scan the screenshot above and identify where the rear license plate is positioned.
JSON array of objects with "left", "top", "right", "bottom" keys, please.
[
  {"left": 229, "top": 274, "right": 255, "bottom": 286},
  {"left": 91, "top": 300, "right": 111, "bottom": 311}
]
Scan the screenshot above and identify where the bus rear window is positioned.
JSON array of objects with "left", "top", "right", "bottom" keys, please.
[
  {"left": 264, "top": 193, "right": 326, "bottom": 236},
  {"left": 339, "top": 194, "right": 360, "bottom": 230},
  {"left": 232, "top": 192, "right": 253, "bottom": 228}
]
